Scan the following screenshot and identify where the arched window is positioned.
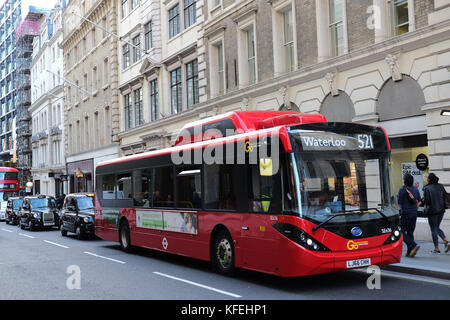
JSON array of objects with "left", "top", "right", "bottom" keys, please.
[
  {"left": 376, "top": 75, "right": 425, "bottom": 121},
  {"left": 320, "top": 90, "right": 355, "bottom": 122}
]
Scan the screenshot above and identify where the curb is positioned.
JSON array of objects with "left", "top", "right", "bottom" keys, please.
[{"left": 381, "top": 265, "right": 450, "bottom": 281}]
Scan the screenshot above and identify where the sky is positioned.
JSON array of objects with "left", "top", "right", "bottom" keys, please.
[{"left": 0, "top": 0, "right": 59, "bottom": 12}]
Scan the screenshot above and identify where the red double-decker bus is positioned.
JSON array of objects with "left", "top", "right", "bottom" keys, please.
[
  {"left": 95, "top": 111, "right": 402, "bottom": 277},
  {"left": 0, "top": 167, "right": 19, "bottom": 221}
]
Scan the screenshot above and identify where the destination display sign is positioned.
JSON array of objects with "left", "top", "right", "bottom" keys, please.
[{"left": 297, "top": 132, "right": 378, "bottom": 152}]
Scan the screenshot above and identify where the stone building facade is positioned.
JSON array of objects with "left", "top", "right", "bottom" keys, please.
[
  {"left": 30, "top": 4, "right": 66, "bottom": 197},
  {"left": 61, "top": 0, "right": 120, "bottom": 193},
  {"left": 111, "top": 0, "right": 450, "bottom": 240},
  {"left": 117, "top": 0, "right": 205, "bottom": 154}
]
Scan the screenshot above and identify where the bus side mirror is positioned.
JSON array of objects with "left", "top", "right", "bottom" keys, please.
[{"left": 260, "top": 158, "right": 273, "bottom": 176}]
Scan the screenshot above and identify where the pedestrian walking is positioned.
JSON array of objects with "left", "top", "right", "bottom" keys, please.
[
  {"left": 423, "top": 173, "right": 450, "bottom": 253},
  {"left": 398, "top": 173, "right": 421, "bottom": 257}
]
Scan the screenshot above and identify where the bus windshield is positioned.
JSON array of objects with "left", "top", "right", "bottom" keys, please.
[{"left": 288, "top": 128, "right": 397, "bottom": 224}]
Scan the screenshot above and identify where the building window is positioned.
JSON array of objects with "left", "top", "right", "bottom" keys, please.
[
  {"left": 92, "top": 66, "right": 98, "bottom": 91},
  {"left": 131, "top": 0, "right": 140, "bottom": 11},
  {"left": 170, "top": 67, "right": 182, "bottom": 114},
  {"left": 247, "top": 28, "right": 256, "bottom": 85},
  {"left": 186, "top": 59, "right": 199, "bottom": 108},
  {"left": 145, "top": 21, "right": 152, "bottom": 51},
  {"left": 209, "top": 39, "right": 225, "bottom": 97},
  {"left": 184, "top": 0, "right": 196, "bottom": 29},
  {"left": 169, "top": 4, "right": 180, "bottom": 39},
  {"left": 217, "top": 43, "right": 224, "bottom": 94},
  {"left": 329, "top": 0, "right": 344, "bottom": 57},
  {"left": 134, "top": 88, "right": 143, "bottom": 126},
  {"left": 150, "top": 79, "right": 158, "bottom": 121},
  {"left": 132, "top": 35, "right": 141, "bottom": 63},
  {"left": 124, "top": 93, "right": 132, "bottom": 130},
  {"left": 390, "top": 0, "right": 409, "bottom": 35},
  {"left": 103, "top": 58, "right": 109, "bottom": 86},
  {"left": 283, "top": 9, "right": 294, "bottom": 72},
  {"left": 123, "top": 44, "right": 130, "bottom": 69},
  {"left": 121, "top": 0, "right": 128, "bottom": 18}
]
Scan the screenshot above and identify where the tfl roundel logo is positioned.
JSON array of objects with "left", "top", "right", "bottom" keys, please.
[{"left": 351, "top": 227, "right": 363, "bottom": 237}]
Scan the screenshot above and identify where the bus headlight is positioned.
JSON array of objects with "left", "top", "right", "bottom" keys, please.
[
  {"left": 272, "top": 222, "right": 330, "bottom": 252},
  {"left": 383, "top": 226, "right": 402, "bottom": 245}
]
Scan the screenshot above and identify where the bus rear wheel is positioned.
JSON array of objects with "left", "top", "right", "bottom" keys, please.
[
  {"left": 213, "top": 230, "right": 235, "bottom": 276},
  {"left": 119, "top": 220, "right": 133, "bottom": 253}
]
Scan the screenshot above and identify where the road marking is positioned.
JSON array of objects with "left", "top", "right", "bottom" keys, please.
[
  {"left": 380, "top": 269, "right": 450, "bottom": 287},
  {"left": 84, "top": 251, "right": 126, "bottom": 264},
  {"left": 352, "top": 268, "right": 450, "bottom": 287},
  {"left": 2, "top": 228, "right": 13, "bottom": 232},
  {"left": 153, "top": 271, "right": 242, "bottom": 298},
  {"left": 18, "top": 233, "right": 35, "bottom": 239},
  {"left": 44, "top": 240, "right": 69, "bottom": 249}
]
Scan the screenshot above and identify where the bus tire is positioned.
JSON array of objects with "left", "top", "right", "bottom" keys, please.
[
  {"left": 213, "top": 230, "right": 235, "bottom": 276},
  {"left": 119, "top": 220, "right": 133, "bottom": 253}
]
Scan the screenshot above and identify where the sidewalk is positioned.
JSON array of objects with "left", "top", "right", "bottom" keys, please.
[{"left": 382, "top": 241, "right": 450, "bottom": 280}]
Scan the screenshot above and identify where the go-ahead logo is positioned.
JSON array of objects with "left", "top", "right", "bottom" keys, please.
[{"left": 347, "top": 240, "right": 369, "bottom": 250}]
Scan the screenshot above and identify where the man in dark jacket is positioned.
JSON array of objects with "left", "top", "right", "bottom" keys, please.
[
  {"left": 423, "top": 173, "right": 449, "bottom": 253},
  {"left": 398, "top": 173, "right": 421, "bottom": 257}
]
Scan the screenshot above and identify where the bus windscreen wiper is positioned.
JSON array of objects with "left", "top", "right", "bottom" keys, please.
[
  {"left": 312, "top": 208, "right": 389, "bottom": 232},
  {"left": 312, "top": 213, "right": 349, "bottom": 232}
]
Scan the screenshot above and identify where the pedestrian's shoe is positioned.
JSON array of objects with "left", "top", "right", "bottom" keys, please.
[
  {"left": 445, "top": 242, "right": 450, "bottom": 253},
  {"left": 432, "top": 250, "right": 441, "bottom": 254},
  {"left": 409, "top": 245, "right": 420, "bottom": 257},
  {"left": 404, "top": 251, "right": 410, "bottom": 257}
]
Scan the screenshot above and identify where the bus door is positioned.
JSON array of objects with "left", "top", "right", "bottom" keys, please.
[{"left": 240, "top": 160, "right": 281, "bottom": 273}]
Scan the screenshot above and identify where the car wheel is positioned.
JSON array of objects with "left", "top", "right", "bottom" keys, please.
[
  {"left": 213, "top": 230, "right": 235, "bottom": 276},
  {"left": 119, "top": 220, "right": 133, "bottom": 253},
  {"left": 76, "top": 226, "right": 84, "bottom": 240}
]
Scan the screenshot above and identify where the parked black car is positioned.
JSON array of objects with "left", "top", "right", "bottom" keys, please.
[
  {"left": 19, "top": 195, "right": 60, "bottom": 231},
  {"left": 5, "top": 197, "right": 23, "bottom": 225},
  {"left": 60, "top": 193, "right": 95, "bottom": 239}
]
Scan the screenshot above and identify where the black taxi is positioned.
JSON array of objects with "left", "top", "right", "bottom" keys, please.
[
  {"left": 19, "top": 195, "right": 60, "bottom": 231},
  {"left": 60, "top": 193, "right": 95, "bottom": 239},
  {"left": 5, "top": 197, "right": 23, "bottom": 225}
]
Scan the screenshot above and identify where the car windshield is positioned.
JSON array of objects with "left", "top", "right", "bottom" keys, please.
[
  {"left": 13, "top": 199, "right": 23, "bottom": 208},
  {"left": 30, "top": 198, "right": 56, "bottom": 209},
  {"left": 288, "top": 128, "right": 398, "bottom": 224},
  {"left": 77, "top": 196, "right": 94, "bottom": 210}
]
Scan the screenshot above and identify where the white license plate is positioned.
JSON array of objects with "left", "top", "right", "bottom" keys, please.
[{"left": 346, "top": 258, "right": 371, "bottom": 268}]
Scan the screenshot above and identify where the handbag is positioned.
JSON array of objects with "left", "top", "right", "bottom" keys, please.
[{"left": 445, "top": 191, "right": 450, "bottom": 210}]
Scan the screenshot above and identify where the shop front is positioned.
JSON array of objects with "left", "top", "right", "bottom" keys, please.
[{"left": 66, "top": 159, "right": 94, "bottom": 194}]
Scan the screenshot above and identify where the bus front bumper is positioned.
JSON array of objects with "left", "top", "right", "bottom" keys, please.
[{"left": 278, "top": 238, "right": 402, "bottom": 277}]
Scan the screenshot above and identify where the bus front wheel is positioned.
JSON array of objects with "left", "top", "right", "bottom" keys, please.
[{"left": 213, "top": 230, "right": 235, "bottom": 276}]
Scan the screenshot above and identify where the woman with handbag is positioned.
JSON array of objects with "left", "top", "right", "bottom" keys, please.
[
  {"left": 423, "top": 173, "right": 450, "bottom": 253},
  {"left": 398, "top": 173, "right": 421, "bottom": 257}
]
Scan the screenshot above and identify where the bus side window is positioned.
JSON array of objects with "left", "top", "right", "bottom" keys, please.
[
  {"left": 117, "top": 173, "right": 132, "bottom": 199},
  {"left": 204, "top": 164, "right": 237, "bottom": 211},
  {"left": 101, "top": 174, "right": 116, "bottom": 199},
  {"left": 176, "top": 166, "right": 201, "bottom": 209},
  {"left": 133, "top": 169, "right": 153, "bottom": 207},
  {"left": 154, "top": 166, "right": 174, "bottom": 208}
]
